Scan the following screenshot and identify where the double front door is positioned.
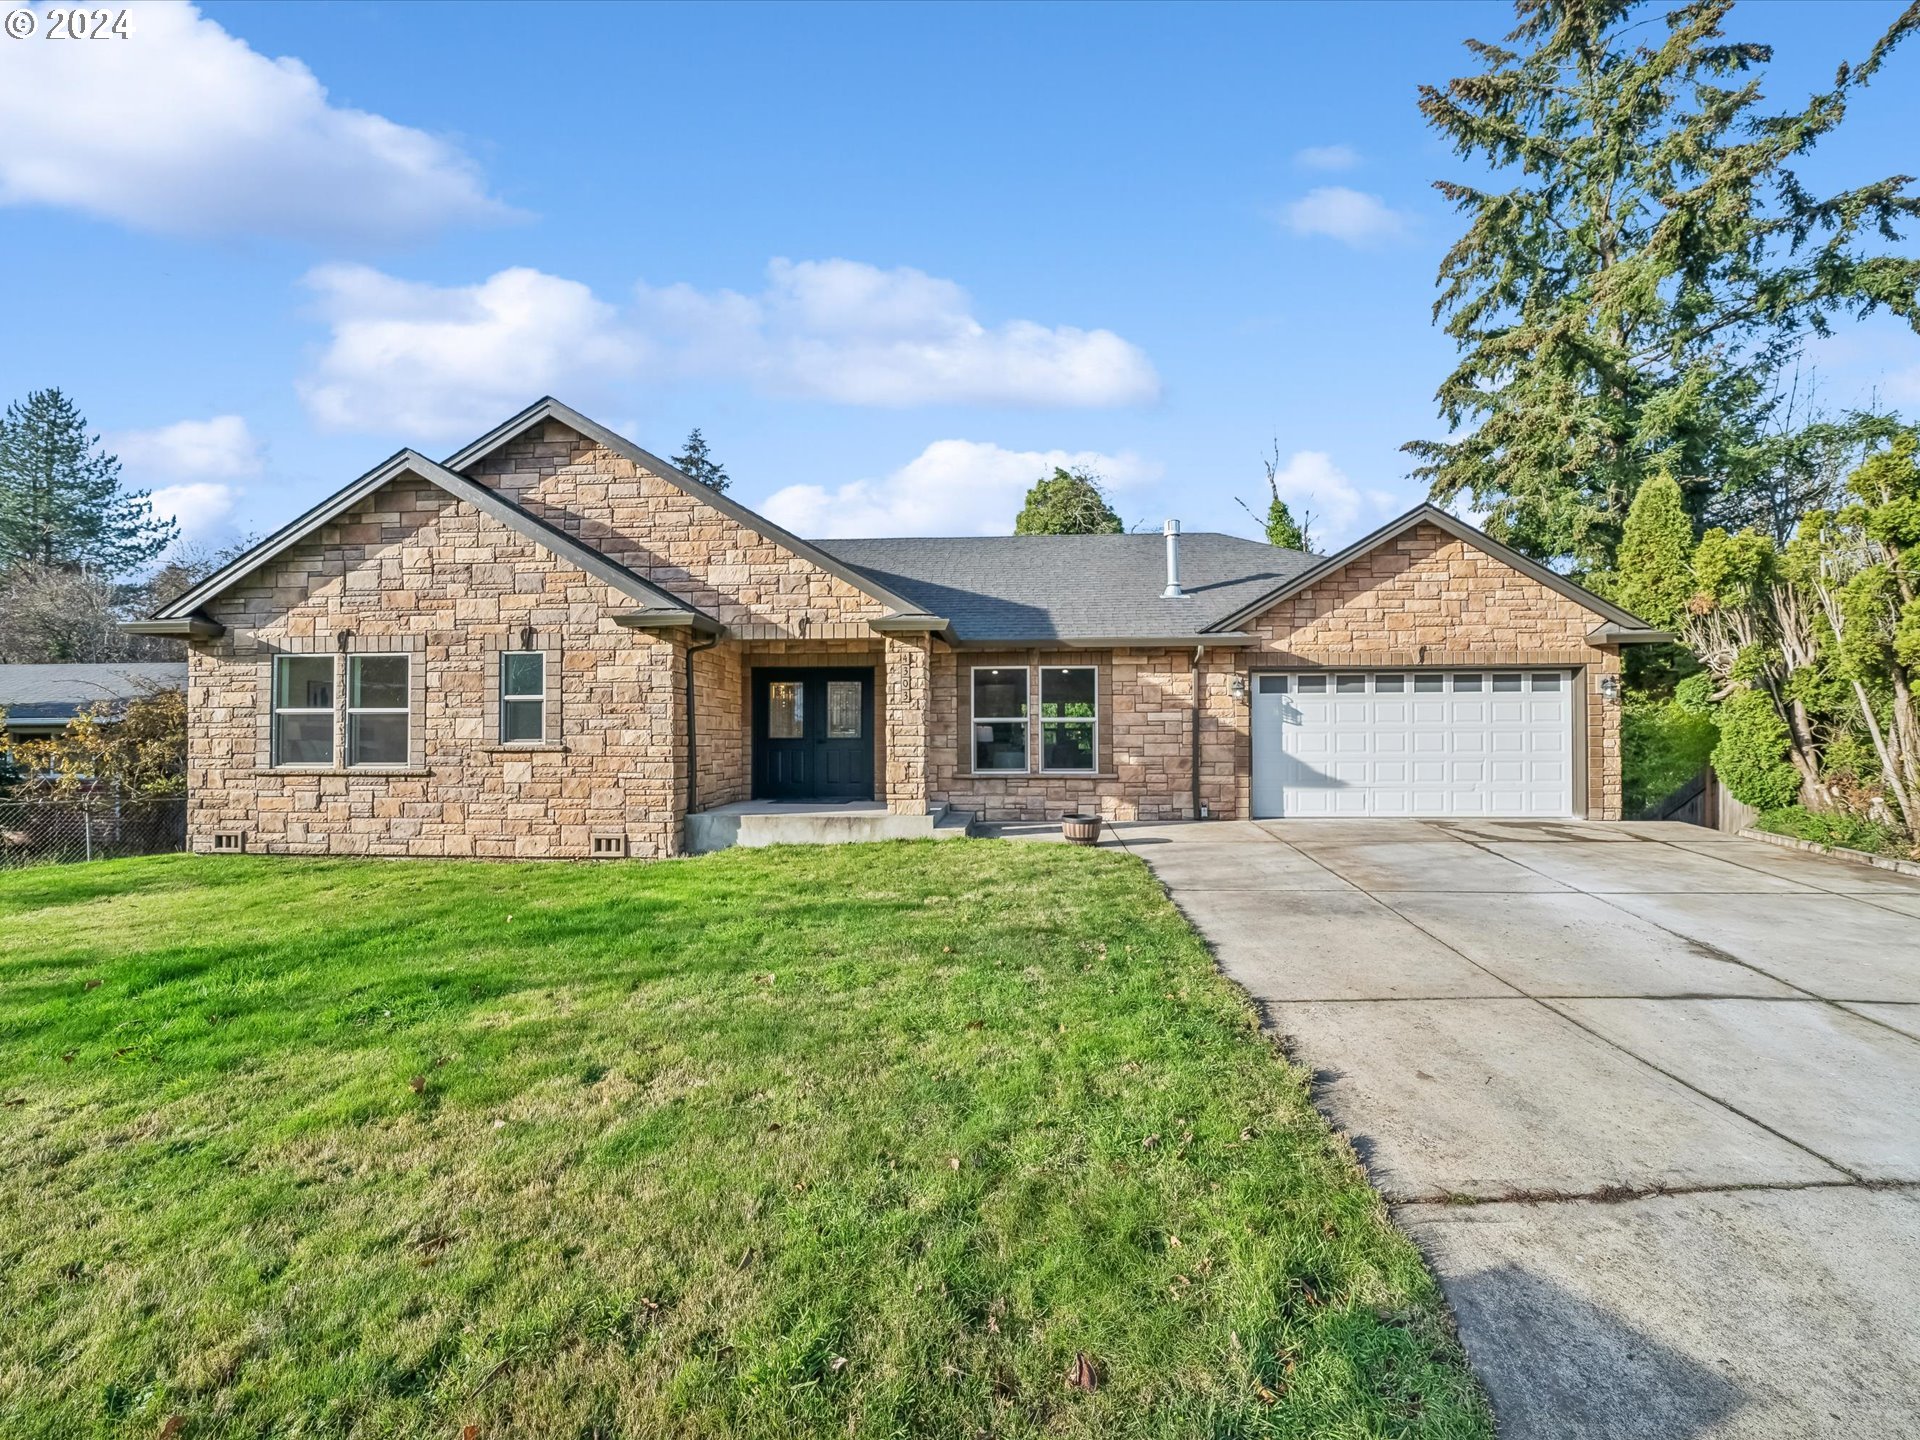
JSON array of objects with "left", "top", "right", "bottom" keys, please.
[{"left": 751, "top": 667, "right": 875, "bottom": 801}]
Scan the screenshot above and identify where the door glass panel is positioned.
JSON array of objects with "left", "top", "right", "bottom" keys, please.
[
  {"left": 1374, "top": 673, "right": 1405, "bottom": 692},
  {"left": 827, "top": 680, "right": 862, "bottom": 738},
  {"left": 1257, "top": 674, "right": 1287, "bottom": 694},
  {"left": 1295, "top": 674, "right": 1326, "bottom": 693},
  {"left": 1531, "top": 672, "right": 1562, "bottom": 691},
  {"left": 1492, "top": 673, "right": 1523, "bottom": 692},
  {"left": 1336, "top": 674, "right": 1366, "bottom": 693},
  {"left": 1413, "top": 673, "right": 1444, "bottom": 693},
  {"left": 1453, "top": 673, "right": 1483, "bottom": 692},
  {"left": 769, "top": 681, "right": 803, "bottom": 738}
]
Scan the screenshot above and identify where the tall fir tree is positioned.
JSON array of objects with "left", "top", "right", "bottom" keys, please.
[
  {"left": 0, "top": 389, "right": 177, "bottom": 575},
  {"left": 671, "top": 428, "right": 730, "bottom": 493},
  {"left": 1013, "top": 467, "right": 1124, "bottom": 535},
  {"left": 1405, "top": 0, "right": 1920, "bottom": 571}
]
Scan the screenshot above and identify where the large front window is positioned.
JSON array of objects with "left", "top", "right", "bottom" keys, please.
[
  {"left": 972, "top": 666, "right": 1028, "bottom": 772},
  {"left": 347, "top": 655, "right": 409, "bottom": 766},
  {"left": 272, "top": 655, "right": 334, "bottom": 766},
  {"left": 1039, "top": 666, "right": 1096, "bottom": 772}
]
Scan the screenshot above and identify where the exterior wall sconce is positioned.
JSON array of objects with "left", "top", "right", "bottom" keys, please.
[
  {"left": 1598, "top": 674, "right": 1622, "bottom": 703},
  {"left": 1229, "top": 674, "right": 1248, "bottom": 702}
]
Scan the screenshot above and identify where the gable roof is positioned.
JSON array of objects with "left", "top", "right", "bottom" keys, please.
[
  {"left": 818, "top": 533, "right": 1312, "bottom": 644},
  {"left": 1203, "top": 504, "right": 1655, "bottom": 634},
  {"left": 442, "top": 397, "right": 942, "bottom": 623},
  {"left": 150, "top": 449, "right": 721, "bottom": 632}
]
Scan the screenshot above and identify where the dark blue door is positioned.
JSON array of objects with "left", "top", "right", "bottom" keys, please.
[{"left": 752, "top": 668, "right": 874, "bottom": 801}]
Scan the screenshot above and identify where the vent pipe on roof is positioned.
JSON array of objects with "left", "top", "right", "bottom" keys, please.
[{"left": 1162, "top": 518, "right": 1185, "bottom": 598}]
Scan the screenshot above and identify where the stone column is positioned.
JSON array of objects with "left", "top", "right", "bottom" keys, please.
[{"left": 882, "top": 632, "right": 932, "bottom": 814}]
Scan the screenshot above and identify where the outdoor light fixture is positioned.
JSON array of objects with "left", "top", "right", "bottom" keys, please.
[
  {"left": 1598, "top": 674, "right": 1622, "bottom": 703},
  {"left": 1230, "top": 674, "right": 1248, "bottom": 701}
]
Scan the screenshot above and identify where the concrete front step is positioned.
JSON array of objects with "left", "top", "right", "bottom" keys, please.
[{"left": 685, "top": 802, "right": 975, "bottom": 854}]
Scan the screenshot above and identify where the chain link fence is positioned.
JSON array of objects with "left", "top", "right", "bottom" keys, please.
[{"left": 0, "top": 796, "right": 187, "bottom": 870}]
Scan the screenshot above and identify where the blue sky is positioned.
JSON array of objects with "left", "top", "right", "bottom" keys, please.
[{"left": 3, "top": 0, "right": 1917, "bottom": 555}]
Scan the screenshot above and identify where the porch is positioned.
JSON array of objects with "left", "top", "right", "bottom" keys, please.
[{"left": 684, "top": 799, "right": 974, "bottom": 854}]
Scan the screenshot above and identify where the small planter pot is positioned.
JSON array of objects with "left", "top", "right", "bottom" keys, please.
[{"left": 1061, "top": 813, "right": 1103, "bottom": 846}]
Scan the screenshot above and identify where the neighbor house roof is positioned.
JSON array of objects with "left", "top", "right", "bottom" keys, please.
[
  {"left": 0, "top": 663, "right": 187, "bottom": 726},
  {"left": 817, "top": 533, "right": 1316, "bottom": 645},
  {"left": 140, "top": 448, "right": 723, "bottom": 636}
]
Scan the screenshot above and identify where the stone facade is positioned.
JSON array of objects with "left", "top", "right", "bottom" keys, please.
[{"left": 180, "top": 427, "right": 1629, "bottom": 858}]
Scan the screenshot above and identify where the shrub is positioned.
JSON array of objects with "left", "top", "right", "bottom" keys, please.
[
  {"left": 1756, "top": 805, "right": 1910, "bottom": 857},
  {"left": 1622, "top": 693, "right": 1719, "bottom": 815},
  {"left": 1711, "top": 688, "right": 1802, "bottom": 811}
]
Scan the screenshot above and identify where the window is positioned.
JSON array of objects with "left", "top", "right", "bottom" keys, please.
[
  {"left": 827, "top": 680, "right": 862, "bottom": 739},
  {"left": 1257, "top": 674, "right": 1288, "bottom": 694},
  {"left": 1413, "top": 673, "right": 1444, "bottom": 693},
  {"left": 1453, "top": 673, "right": 1483, "bottom": 692},
  {"left": 1492, "top": 673, "right": 1524, "bottom": 693},
  {"left": 347, "top": 655, "right": 409, "bottom": 766},
  {"left": 1531, "top": 672, "right": 1562, "bottom": 692},
  {"left": 1040, "top": 666, "right": 1096, "bottom": 773},
  {"left": 972, "top": 667, "right": 1028, "bottom": 772},
  {"left": 1374, "top": 673, "right": 1405, "bottom": 693},
  {"left": 1296, "top": 674, "right": 1327, "bottom": 694},
  {"left": 500, "top": 652, "right": 546, "bottom": 743},
  {"left": 1336, "top": 673, "right": 1366, "bottom": 693},
  {"left": 768, "top": 681, "right": 804, "bottom": 738},
  {"left": 272, "top": 655, "right": 334, "bottom": 766}
]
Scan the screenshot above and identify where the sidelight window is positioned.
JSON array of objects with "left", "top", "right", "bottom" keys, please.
[{"left": 972, "top": 666, "right": 1028, "bottom": 772}]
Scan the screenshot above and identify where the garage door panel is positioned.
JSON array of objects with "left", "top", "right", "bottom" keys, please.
[{"left": 1252, "top": 669, "right": 1573, "bottom": 819}]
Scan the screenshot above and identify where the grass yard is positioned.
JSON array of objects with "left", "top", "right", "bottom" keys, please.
[{"left": 0, "top": 841, "right": 1489, "bottom": 1440}]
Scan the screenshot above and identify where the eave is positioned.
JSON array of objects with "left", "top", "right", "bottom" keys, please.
[{"left": 121, "top": 616, "right": 226, "bottom": 640}]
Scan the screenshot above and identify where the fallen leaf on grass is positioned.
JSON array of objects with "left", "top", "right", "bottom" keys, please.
[
  {"left": 84, "top": 980, "right": 102, "bottom": 991},
  {"left": 1067, "top": 1352, "right": 1099, "bottom": 1392},
  {"left": 157, "top": 1417, "right": 184, "bottom": 1438},
  {"left": 409, "top": 1075, "right": 426, "bottom": 1095}
]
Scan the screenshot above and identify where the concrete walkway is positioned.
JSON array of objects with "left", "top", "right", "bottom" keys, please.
[{"left": 1028, "top": 817, "right": 1920, "bottom": 1438}]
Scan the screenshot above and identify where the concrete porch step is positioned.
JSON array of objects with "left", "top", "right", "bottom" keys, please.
[{"left": 686, "top": 801, "right": 975, "bottom": 854}]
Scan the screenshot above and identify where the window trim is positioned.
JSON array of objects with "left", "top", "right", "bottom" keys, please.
[
  {"left": 970, "top": 664, "right": 1031, "bottom": 775},
  {"left": 270, "top": 654, "right": 336, "bottom": 769},
  {"left": 1038, "top": 664, "right": 1098, "bottom": 775},
  {"left": 345, "top": 652, "right": 411, "bottom": 769},
  {"left": 499, "top": 649, "right": 548, "bottom": 746}
]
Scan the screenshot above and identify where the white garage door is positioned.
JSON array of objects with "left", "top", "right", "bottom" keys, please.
[{"left": 1250, "top": 669, "right": 1574, "bottom": 819}]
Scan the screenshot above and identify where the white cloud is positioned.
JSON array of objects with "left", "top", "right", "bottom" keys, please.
[
  {"left": 1264, "top": 450, "right": 1400, "bottom": 542},
  {"left": 1293, "top": 144, "right": 1361, "bottom": 171},
  {"left": 111, "top": 415, "right": 263, "bottom": 480},
  {"left": 149, "top": 482, "right": 241, "bottom": 540},
  {"left": 1280, "top": 186, "right": 1411, "bottom": 246},
  {"left": 298, "top": 258, "right": 1160, "bottom": 436},
  {"left": 298, "top": 264, "right": 641, "bottom": 436},
  {"left": 1885, "top": 365, "right": 1920, "bottom": 406},
  {"left": 759, "top": 440, "right": 1161, "bottom": 538},
  {"left": 0, "top": 1, "right": 510, "bottom": 241}
]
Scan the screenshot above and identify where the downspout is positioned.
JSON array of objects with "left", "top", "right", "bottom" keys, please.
[
  {"left": 1191, "top": 643, "right": 1204, "bottom": 820},
  {"left": 685, "top": 632, "right": 720, "bottom": 816}
]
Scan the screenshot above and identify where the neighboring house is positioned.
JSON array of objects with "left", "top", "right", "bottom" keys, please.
[
  {"left": 0, "top": 663, "right": 188, "bottom": 739},
  {"left": 128, "top": 398, "right": 1664, "bottom": 860}
]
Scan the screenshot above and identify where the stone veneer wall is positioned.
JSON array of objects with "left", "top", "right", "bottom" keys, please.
[{"left": 186, "top": 475, "right": 690, "bottom": 859}]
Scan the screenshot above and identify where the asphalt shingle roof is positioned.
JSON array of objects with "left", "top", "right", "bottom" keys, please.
[
  {"left": 0, "top": 663, "right": 187, "bottom": 724},
  {"left": 814, "top": 533, "right": 1316, "bottom": 643}
]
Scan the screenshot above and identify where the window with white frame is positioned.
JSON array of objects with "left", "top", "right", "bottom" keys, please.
[
  {"left": 272, "top": 655, "right": 335, "bottom": 766},
  {"left": 1039, "top": 666, "right": 1096, "bottom": 772},
  {"left": 972, "top": 666, "right": 1028, "bottom": 772},
  {"left": 347, "top": 654, "right": 409, "bottom": 766},
  {"left": 500, "top": 651, "right": 546, "bottom": 743}
]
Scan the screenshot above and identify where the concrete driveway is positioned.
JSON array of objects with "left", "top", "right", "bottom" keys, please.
[{"left": 1107, "top": 818, "right": 1920, "bottom": 1439}]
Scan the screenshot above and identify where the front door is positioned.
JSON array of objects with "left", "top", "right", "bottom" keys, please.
[{"left": 752, "top": 667, "right": 875, "bottom": 801}]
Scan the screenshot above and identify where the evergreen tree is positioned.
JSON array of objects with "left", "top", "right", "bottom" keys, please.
[
  {"left": 671, "top": 428, "right": 730, "bottom": 493},
  {"left": 1607, "top": 473, "right": 1696, "bottom": 629},
  {"left": 0, "top": 389, "right": 177, "bottom": 575},
  {"left": 1013, "top": 467, "right": 1124, "bottom": 535},
  {"left": 1405, "top": 0, "right": 1920, "bottom": 571}
]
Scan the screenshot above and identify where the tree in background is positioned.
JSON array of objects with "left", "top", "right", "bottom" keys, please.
[
  {"left": 671, "top": 429, "right": 730, "bottom": 493},
  {"left": 0, "top": 389, "right": 176, "bottom": 575},
  {"left": 1599, "top": 473, "right": 1695, "bottom": 631},
  {"left": 1013, "top": 467, "right": 1124, "bottom": 535},
  {"left": 1406, "top": 0, "right": 1920, "bottom": 571},
  {"left": 0, "top": 536, "right": 254, "bottom": 664},
  {"left": 6, "top": 685, "right": 187, "bottom": 807},
  {"left": 1238, "top": 440, "right": 1316, "bottom": 551}
]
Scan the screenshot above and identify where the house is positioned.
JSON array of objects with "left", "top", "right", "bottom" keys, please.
[
  {"left": 128, "top": 398, "right": 1664, "bottom": 859},
  {"left": 0, "top": 663, "right": 188, "bottom": 739}
]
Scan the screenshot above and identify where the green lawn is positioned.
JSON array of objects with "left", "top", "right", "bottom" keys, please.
[{"left": 0, "top": 842, "right": 1489, "bottom": 1439}]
